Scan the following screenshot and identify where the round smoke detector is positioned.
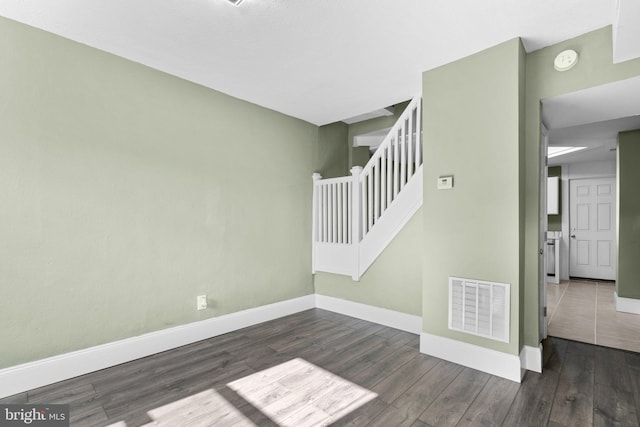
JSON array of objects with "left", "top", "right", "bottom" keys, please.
[{"left": 554, "top": 49, "right": 579, "bottom": 72}]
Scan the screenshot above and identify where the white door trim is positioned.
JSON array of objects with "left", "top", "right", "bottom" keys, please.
[{"left": 540, "top": 124, "right": 549, "bottom": 340}]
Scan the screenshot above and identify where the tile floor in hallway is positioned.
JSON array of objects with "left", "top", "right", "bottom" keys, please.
[{"left": 547, "top": 279, "right": 640, "bottom": 353}]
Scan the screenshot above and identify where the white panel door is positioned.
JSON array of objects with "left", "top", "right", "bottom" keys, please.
[{"left": 569, "top": 178, "right": 616, "bottom": 280}]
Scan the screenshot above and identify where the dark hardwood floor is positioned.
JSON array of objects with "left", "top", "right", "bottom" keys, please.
[{"left": 2, "top": 308, "right": 639, "bottom": 426}]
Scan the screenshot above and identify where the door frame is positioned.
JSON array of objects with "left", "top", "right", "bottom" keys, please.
[
  {"left": 568, "top": 175, "right": 617, "bottom": 280},
  {"left": 539, "top": 124, "right": 549, "bottom": 340}
]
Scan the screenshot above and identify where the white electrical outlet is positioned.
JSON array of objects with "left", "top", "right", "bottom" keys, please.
[{"left": 197, "top": 295, "right": 207, "bottom": 310}]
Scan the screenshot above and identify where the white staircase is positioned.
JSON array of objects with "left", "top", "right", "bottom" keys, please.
[{"left": 312, "top": 96, "right": 423, "bottom": 280}]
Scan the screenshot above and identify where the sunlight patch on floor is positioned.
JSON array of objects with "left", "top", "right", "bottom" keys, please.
[
  {"left": 106, "top": 358, "right": 377, "bottom": 426},
  {"left": 227, "top": 358, "right": 377, "bottom": 426},
  {"left": 145, "top": 388, "right": 255, "bottom": 426},
  {"left": 107, "top": 389, "right": 255, "bottom": 427}
]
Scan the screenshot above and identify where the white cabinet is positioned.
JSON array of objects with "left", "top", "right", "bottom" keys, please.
[{"left": 547, "top": 176, "right": 559, "bottom": 215}]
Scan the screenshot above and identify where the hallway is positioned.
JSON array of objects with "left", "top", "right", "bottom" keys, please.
[{"left": 547, "top": 279, "right": 640, "bottom": 353}]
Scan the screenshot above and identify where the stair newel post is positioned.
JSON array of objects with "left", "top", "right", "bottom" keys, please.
[
  {"left": 350, "top": 166, "right": 362, "bottom": 281},
  {"left": 311, "top": 173, "right": 322, "bottom": 274}
]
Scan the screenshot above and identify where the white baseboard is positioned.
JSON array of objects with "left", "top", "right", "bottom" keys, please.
[
  {"left": 2, "top": 293, "right": 545, "bottom": 398},
  {"left": 615, "top": 292, "right": 640, "bottom": 314},
  {"left": 315, "top": 294, "right": 422, "bottom": 334},
  {"left": 520, "top": 344, "right": 543, "bottom": 373},
  {"left": 420, "top": 332, "right": 524, "bottom": 383},
  {"left": 0, "top": 295, "right": 316, "bottom": 399}
]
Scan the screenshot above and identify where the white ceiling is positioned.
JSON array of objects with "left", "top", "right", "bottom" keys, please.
[
  {"left": 0, "top": 0, "right": 626, "bottom": 126},
  {"left": 542, "top": 77, "right": 640, "bottom": 130},
  {"left": 543, "top": 77, "right": 640, "bottom": 166}
]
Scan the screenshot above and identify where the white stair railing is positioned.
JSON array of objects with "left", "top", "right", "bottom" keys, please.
[
  {"left": 358, "top": 95, "right": 422, "bottom": 240},
  {"left": 312, "top": 175, "right": 353, "bottom": 246},
  {"left": 312, "top": 95, "right": 423, "bottom": 280}
]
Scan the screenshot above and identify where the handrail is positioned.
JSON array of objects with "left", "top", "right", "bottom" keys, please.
[
  {"left": 315, "top": 176, "right": 352, "bottom": 185},
  {"left": 358, "top": 95, "right": 422, "bottom": 239},
  {"left": 360, "top": 95, "right": 422, "bottom": 178}
]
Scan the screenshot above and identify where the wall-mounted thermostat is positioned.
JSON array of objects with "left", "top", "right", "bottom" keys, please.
[{"left": 437, "top": 175, "right": 454, "bottom": 190}]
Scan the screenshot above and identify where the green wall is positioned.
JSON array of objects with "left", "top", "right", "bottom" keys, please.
[
  {"left": 524, "top": 26, "right": 640, "bottom": 347},
  {"left": 547, "top": 166, "right": 562, "bottom": 232},
  {"left": 316, "top": 122, "right": 349, "bottom": 178},
  {"left": 422, "top": 38, "right": 525, "bottom": 355},
  {"left": 314, "top": 207, "right": 423, "bottom": 316},
  {"left": 617, "top": 130, "right": 640, "bottom": 299},
  {"left": 0, "top": 17, "right": 318, "bottom": 368},
  {"left": 5, "top": 13, "right": 640, "bottom": 376},
  {"left": 316, "top": 100, "right": 413, "bottom": 173}
]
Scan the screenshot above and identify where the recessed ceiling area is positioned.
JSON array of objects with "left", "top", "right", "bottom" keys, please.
[
  {"left": 0, "top": 0, "right": 629, "bottom": 126},
  {"left": 542, "top": 76, "right": 640, "bottom": 165}
]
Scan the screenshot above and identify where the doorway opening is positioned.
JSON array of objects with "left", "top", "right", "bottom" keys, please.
[{"left": 540, "top": 76, "right": 640, "bottom": 352}]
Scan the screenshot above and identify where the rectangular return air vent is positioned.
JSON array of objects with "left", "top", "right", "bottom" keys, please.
[{"left": 448, "top": 277, "right": 510, "bottom": 343}]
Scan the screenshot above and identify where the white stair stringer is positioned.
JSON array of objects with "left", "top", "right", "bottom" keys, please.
[
  {"left": 314, "top": 242, "right": 356, "bottom": 277},
  {"left": 358, "top": 165, "right": 423, "bottom": 277}
]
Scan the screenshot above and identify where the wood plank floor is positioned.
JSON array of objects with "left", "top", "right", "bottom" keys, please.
[{"left": 2, "top": 308, "right": 640, "bottom": 426}]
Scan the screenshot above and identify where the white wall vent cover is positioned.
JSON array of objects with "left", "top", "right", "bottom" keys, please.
[{"left": 449, "top": 277, "right": 510, "bottom": 343}]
